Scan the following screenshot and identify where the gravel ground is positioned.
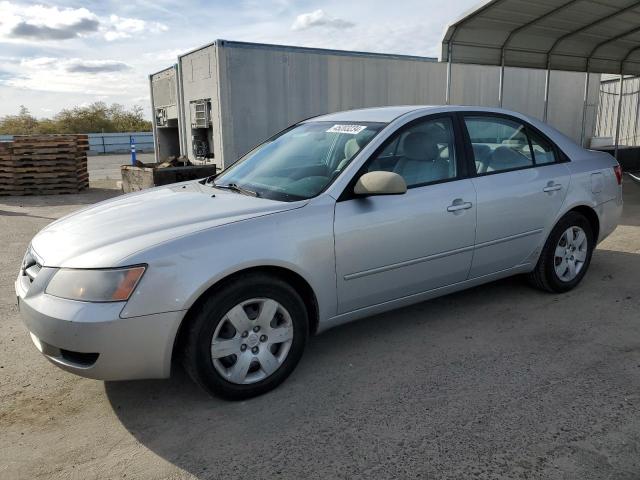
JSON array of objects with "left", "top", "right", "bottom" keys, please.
[{"left": 1, "top": 168, "right": 639, "bottom": 480}]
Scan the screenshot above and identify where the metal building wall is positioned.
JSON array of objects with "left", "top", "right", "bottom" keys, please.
[
  {"left": 173, "top": 40, "right": 602, "bottom": 167},
  {"left": 149, "top": 66, "right": 182, "bottom": 162},
  {"left": 451, "top": 65, "right": 600, "bottom": 143},
  {"left": 178, "top": 44, "right": 225, "bottom": 169},
  {"left": 216, "top": 42, "right": 444, "bottom": 165},
  {"left": 151, "top": 68, "right": 178, "bottom": 112}
]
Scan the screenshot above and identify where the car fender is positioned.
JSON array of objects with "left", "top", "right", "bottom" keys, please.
[{"left": 119, "top": 195, "right": 338, "bottom": 326}]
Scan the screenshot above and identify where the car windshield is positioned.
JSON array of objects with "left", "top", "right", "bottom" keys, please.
[{"left": 211, "top": 121, "right": 385, "bottom": 201}]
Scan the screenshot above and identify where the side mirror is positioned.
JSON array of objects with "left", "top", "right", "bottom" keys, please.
[{"left": 354, "top": 171, "right": 407, "bottom": 196}]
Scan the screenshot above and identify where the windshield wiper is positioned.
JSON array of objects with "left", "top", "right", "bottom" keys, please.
[{"left": 213, "top": 182, "right": 259, "bottom": 197}]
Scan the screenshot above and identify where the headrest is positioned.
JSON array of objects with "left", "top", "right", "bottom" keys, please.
[
  {"left": 402, "top": 132, "right": 438, "bottom": 161},
  {"left": 424, "top": 123, "right": 448, "bottom": 143},
  {"left": 344, "top": 138, "right": 360, "bottom": 159},
  {"left": 354, "top": 130, "right": 375, "bottom": 147},
  {"left": 488, "top": 146, "right": 530, "bottom": 171},
  {"left": 472, "top": 143, "right": 490, "bottom": 158}
]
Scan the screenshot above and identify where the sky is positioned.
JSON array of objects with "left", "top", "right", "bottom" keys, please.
[{"left": 0, "top": 0, "right": 480, "bottom": 119}]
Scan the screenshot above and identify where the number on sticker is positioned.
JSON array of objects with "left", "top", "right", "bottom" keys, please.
[{"left": 326, "top": 125, "right": 367, "bottom": 135}]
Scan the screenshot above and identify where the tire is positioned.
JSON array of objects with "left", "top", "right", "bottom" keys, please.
[
  {"left": 527, "top": 211, "right": 594, "bottom": 293},
  {"left": 182, "top": 273, "right": 308, "bottom": 400}
]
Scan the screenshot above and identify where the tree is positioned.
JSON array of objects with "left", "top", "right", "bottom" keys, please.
[
  {"left": 0, "top": 103, "right": 152, "bottom": 135},
  {"left": 0, "top": 106, "right": 39, "bottom": 135},
  {"left": 108, "top": 104, "right": 151, "bottom": 132}
]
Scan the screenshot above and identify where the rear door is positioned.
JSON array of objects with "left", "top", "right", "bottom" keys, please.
[
  {"left": 461, "top": 114, "right": 570, "bottom": 278},
  {"left": 333, "top": 114, "right": 477, "bottom": 313}
]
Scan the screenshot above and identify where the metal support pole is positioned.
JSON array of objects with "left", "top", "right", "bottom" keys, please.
[
  {"left": 498, "top": 53, "right": 505, "bottom": 107},
  {"left": 614, "top": 74, "right": 625, "bottom": 160},
  {"left": 176, "top": 61, "right": 187, "bottom": 157},
  {"left": 580, "top": 70, "right": 591, "bottom": 147},
  {"left": 446, "top": 43, "right": 453, "bottom": 105},
  {"left": 543, "top": 67, "right": 551, "bottom": 122},
  {"left": 635, "top": 77, "right": 640, "bottom": 147},
  {"left": 149, "top": 74, "right": 159, "bottom": 163}
]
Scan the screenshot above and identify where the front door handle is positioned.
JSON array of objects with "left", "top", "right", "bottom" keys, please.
[
  {"left": 447, "top": 201, "right": 473, "bottom": 212},
  {"left": 543, "top": 183, "right": 563, "bottom": 193}
]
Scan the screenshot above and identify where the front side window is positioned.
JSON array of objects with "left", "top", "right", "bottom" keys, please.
[
  {"left": 213, "top": 121, "right": 384, "bottom": 201},
  {"left": 365, "top": 117, "right": 457, "bottom": 188},
  {"left": 465, "top": 116, "right": 534, "bottom": 174}
]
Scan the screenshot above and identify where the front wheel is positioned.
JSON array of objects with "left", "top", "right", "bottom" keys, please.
[
  {"left": 182, "top": 274, "right": 308, "bottom": 400},
  {"left": 528, "top": 212, "right": 594, "bottom": 293}
]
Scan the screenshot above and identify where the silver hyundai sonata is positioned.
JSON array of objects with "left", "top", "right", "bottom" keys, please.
[{"left": 16, "top": 106, "right": 622, "bottom": 399}]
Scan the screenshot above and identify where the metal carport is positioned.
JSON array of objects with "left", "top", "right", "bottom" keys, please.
[{"left": 441, "top": 0, "right": 640, "bottom": 157}]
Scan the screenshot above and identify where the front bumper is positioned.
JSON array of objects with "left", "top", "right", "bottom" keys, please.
[{"left": 15, "top": 266, "right": 184, "bottom": 381}]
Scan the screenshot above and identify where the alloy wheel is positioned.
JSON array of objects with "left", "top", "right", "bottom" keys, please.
[
  {"left": 554, "top": 226, "right": 588, "bottom": 282},
  {"left": 210, "top": 298, "right": 294, "bottom": 384}
]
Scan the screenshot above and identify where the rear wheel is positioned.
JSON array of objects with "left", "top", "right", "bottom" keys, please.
[
  {"left": 528, "top": 212, "right": 594, "bottom": 293},
  {"left": 183, "top": 274, "right": 308, "bottom": 400}
]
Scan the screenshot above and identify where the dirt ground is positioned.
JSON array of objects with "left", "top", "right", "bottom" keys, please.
[{"left": 1, "top": 160, "right": 640, "bottom": 479}]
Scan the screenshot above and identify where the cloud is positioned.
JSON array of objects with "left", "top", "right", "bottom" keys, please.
[
  {"left": 65, "top": 59, "right": 132, "bottom": 74},
  {"left": 0, "top": 3, "right": 99, "bottom": 41},
  {"left": 143, "top": 48, "right": 187, "bottom": 62},
  {"left": 291, "top": 9, "right": 354, "bottom": 31},
  {"left": 0, "top": 2, "right": 167, "bottom": 43},
  {"left": 0, "top": 69, "right": 16, "bottom": 83},
  {"left": 103, "top": 15, "right": 168, "bottom": 41},
  {"left": 10, "top": 18, "right": 99, "bottom": 40},
  {"left": 5, "top": 57, "right": 136, "bottom": 96},
  {"left": 19, "top": 57, "right": 58, "bottom": 68}
]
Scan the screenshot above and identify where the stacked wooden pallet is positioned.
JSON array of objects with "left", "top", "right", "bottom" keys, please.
[{"left": 0, "top": 135, "right": 89, "bottom": 195}]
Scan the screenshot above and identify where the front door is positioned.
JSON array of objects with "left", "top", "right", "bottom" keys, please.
[{"left": 333, "top": 115, "right": 477, "bottom": 314}]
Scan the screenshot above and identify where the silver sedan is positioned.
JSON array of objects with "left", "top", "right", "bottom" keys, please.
[{"left": 16, "top": 106, "right": 623, "bottom": 399}]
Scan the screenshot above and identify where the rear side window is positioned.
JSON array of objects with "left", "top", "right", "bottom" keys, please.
[
  {"left": 528, "top": 129, "right": 557, "bottom": 165},
  {"left": 464, "top": 116, "right": 533, "bottom": 174}
]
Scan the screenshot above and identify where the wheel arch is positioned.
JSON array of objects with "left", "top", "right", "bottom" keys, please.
[
  {"left": 171, "top": 265, "right": 320, "bottom": 364},
  {"left": 530, "top": 203, "right": 600, "bottom": 269},
  {"left": 565, "top": 204, "right": 600, "bottom": 241}
]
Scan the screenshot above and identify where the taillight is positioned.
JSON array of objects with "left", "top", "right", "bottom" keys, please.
[{"left": 613, "top": 165, "right": 623, "bottom": 185}]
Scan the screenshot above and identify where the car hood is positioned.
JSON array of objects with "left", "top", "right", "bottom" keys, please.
[{"left": 31, "top": 181, "right": 304, "bottom": 268}]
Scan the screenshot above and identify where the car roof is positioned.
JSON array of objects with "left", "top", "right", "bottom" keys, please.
[
  {"left": 308, "top": 106, "right": 437, "bottom": 123},
  {"left": 307, "top": 105, "right": 560, "bottom": 124}
]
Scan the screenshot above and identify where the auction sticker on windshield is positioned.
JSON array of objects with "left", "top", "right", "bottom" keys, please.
[{"left": 326, "top": 124, "right": 367, "bottom": 134}]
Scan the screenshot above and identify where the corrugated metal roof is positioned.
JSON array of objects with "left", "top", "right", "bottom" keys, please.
[
  {"left": 178, "top": 39, "right": 438, "bottom": 63},
  {"left": 441, "top": 0, "right": 640, "bottom": 75},
  {"left": 217, "top": 40, "right": 439, "bottom": 62}
]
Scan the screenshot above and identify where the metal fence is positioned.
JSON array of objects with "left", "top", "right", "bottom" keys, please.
[
  {"left": 0, "top": 132, "right": 154, "bottom": 154},
  {"left": 595, "top": 77, "right": 640, "bottom": 147}
]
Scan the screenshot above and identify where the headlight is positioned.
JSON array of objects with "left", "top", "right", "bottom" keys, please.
[{"left": 45, "top": 266, "right": 146, "bottom": 302}]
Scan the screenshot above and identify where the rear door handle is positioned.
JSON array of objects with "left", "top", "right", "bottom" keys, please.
[
  {"left": 543, "top": 183, "right": 562, "bottom": 192},
  {"left": 447, "top": 201, "right": 473, "bottom": 212}
]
